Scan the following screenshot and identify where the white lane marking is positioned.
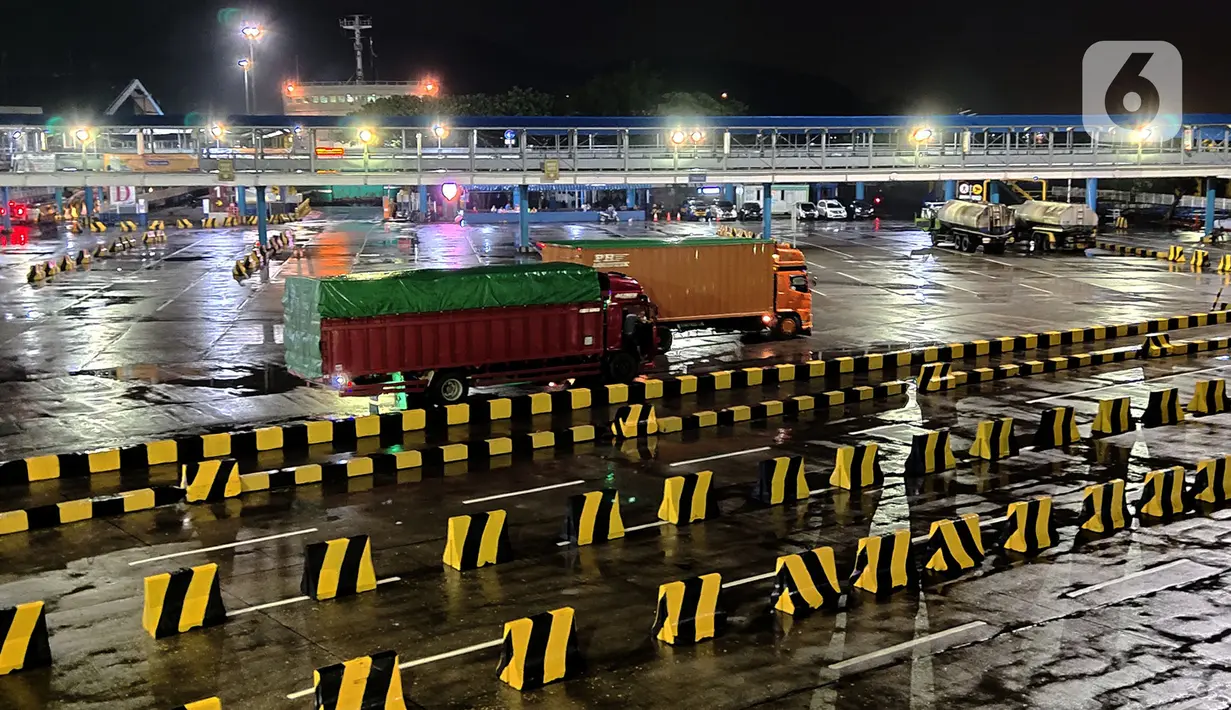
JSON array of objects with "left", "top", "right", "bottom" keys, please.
[
  {"left": 807, "top": 260, "right": 828, "bottom": 270},
  {"left": 462, "top": 480, "right": 585, "bottom": 505},
  {"left": 669, "top": 446, "right": 771, "bottom": 468},
  {"left": 847, "top": 423, "right": 903, "bottom": 436},
  {"left": 1063, "top": 560, "right": 1188, "bottom": 598},
  {"left": 835, "top": 271, "right": 867, "bottom": 284},
  {"left": 1021, "top": 283, "right": 1053, "bottom": 295},
  {"left": 51, "top": 235, "right": 216, "bottom": 315},
  {"left": 128, "top": 528, "right": 319, "bottom": 566},
  {"left": 232, "top": 577, "right": 400, "bottom": 619},
  {"left": 800, "top": 242, "right": 853, "bottom": 259},
  {"left": 722, "top": 571, "right": 776, "bottom": 589},
  {"left": 287, "top": 637, "right": 505, "bottom": 698},
  {"left": 828, "top": 621, "right": 989, "bottom": 671},
  {"left": 911, "top": 516, "right": 1006, "bottom": 544},
  {"left": 1027, "top": 364, "right": 1231, "bottom": 404},
  {"left": 624, "top": 521, "right": 669, "bottom": 533},
  {"left": 983, "top": 258, "right": 1060, "bottom": 278},
  {"left": 940, "top": 283, "right": 979, "bottom": 296},
  {"left": 811, "top": 289, "right": 827, "bottom": 297}
]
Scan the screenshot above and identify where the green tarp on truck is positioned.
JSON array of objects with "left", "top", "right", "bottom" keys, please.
[{"left": 283, "top": 263, "right": 603, "bottom": 379}]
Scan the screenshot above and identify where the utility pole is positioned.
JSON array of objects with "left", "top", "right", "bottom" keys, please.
[{"left": 339, "top": 15, "right": 372, "bottom": 82}]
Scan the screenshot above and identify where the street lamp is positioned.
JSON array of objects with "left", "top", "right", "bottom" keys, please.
[
  {"left": 432, "top": 123, "right": 449, "bottom": 149},
  {"left": 911, "top": 126, "right": 934, "bottom": 143},
  {"left": 358, "top": 128, "right": 376, "bottom": 172},
  {"left": 690, "top": 129, "right": 705, "bottom": 143},
  {"left": 670, "top": 130, "right": 686, "bottom": 145},
  {"left": 73, "top": 127, "right": 95, "bottom": 221},
  {"left": 240, "top": 24, "right": 263, "bottom": 112},
  {"left": 237, "top": 58, "right": 252, "bottom": 114}
]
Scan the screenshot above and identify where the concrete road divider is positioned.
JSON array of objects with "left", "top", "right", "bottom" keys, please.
[
  {"left": 1192, "top": 249, "right": 1211, "bottom": 268},
  {"left": 1141, "top": 333, "right": 1174, "bottom": 357},
  {"left": 201, "top": 218, "right": 218, "bottom": 228},
  {"left": 850, "top": 529, "right": 914, "bottom": 596},
  {"left": 143, "top": 230, "right": 168, "bottom": 244},
  {"left": 1141, "top": 388, "right": 1185, "bottom": 428},
  {"left": 301, "top": 535, "right": 379, "bottom": 600},
  {"left": 1219, "top": 254, "right": 1231, "bottom": 273},
  {"left": 497, "top": 607, "right": 582, "bottom": 691},
  {"left": 148, "top": 220, "right": 165, "bottom": 230},
  {"left": 917, "top": 362, "right": 953, "bottom": 392},
  {"left": 830, "top": 443, "right": 882, "bottom": 490},
  {"left": 562, "top": 490, "right": 624, "bottom": 546},
  {"left": 753, "top": 455, "right": 808, "bottom": 505},
  {"left": 170, "top": 698, "right": 221, "bottom": 710},
  {"left": 1077, "top": 479, "right": 1130, "bottom": 535},
  {"left": 652, "top": 573, "right": 724, "bottom": 645},
  {"left": 313, "top": 650, "right": 407, "bottom": 710},
  {"left": 903, "top": 430, "right": 956, "bottom": 476},
  {"left": 1092, "top": 397, "right": 1135, "bottom": 436},
  {"left": 658, "top": 470, "right": 718, "bottom": 525},
  {"left": 0, "top": 487, "right": 184, "bottom": 535},
  {"left": 180, "top": 459, "right": 241, "bottom": 503},
  {"left": 610, "top": 403, "right": 657, "bottom": 439},
  {"left": 0, "top": 601, "right": 51, "bottom": 675},
  {"left": 118, "top": 220, "right": 139, "bottom": 232},
  {"left": 1187, "top": 379, "right": 1230, "bottom": 415},
  {"left": 1033, "top": 406, "right": 1081, "bottom": 449},
  {"left": 1000, "top": 497, "right": 1056, "bottom": 554},
  {"left": 142, "top": 563, "right": 227, "bottom": 638},
  {"left": 1194, "top": 457, "right": 1231, "bottom": 505},
  {"left": 175, "top": 218, "right": 194, "bottom": 228},
  {"left": 443, "top": 510, "right": 512, "bottom": 571},
  {"left": 923, "top": 514, "right": 985, "bottom": 575},
  {"left": 968, "top": 417, "right": 1017, "bottom": 461},
  {"left": 772, "top": 547, "right": 842, "bottom": 615},
  {"left": 25, "top": 263, "right": 45, "bottom": 283},
  {"left": 1137, "top": 467, "right": 1187, "bottom": 519},
  {"left": 1168, "top": 245, "right": 1185, "bottom": 262}
]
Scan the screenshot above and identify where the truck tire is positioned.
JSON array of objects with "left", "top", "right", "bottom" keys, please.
[
  {"left": 602, "top": 352, "right": 639, "bottom": 384},
  {"left": 959, "top": 235, "right": 979, "bottom": 253},
  {"left": 773, "top": 314, "right": 802, "bottom": 339},
  {"left": 930, "top": 231, "right": 941, "bottom": 247},
  {"left": 656, "top": 326, "right": 673, "bottom": 354},
  {"left": 427, "top": 371, "right": 469, "bottom": 405}
]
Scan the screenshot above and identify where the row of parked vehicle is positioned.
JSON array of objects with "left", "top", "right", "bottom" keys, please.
[{"left": 679, "top": 198, "right": 877, "bottom": 222}]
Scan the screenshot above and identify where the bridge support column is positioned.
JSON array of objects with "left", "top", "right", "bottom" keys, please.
[
  {"left": 0, "top": 186, "right": 10, "bottom": 231},
  {"left": 511, "top": 186, "right": 520, "bottom": 210},
  {"left": 625, "top": 186, "right": 635, "bottom": 209},
  {"left": 55, "top": 190, "right": 63, "bottom": 217},
  {"left": 84, "top": 184, "right": 94, "bottom": 225},
  {"left": 418, "top": 184, "right": 429, "bottom": 217},
  {"left": 236, "top": 186, "right": 247, "bottom": 218},
  {"left": 762, "top": 183, "right": 772, "bottom": 239},
  {"left": 256, "top": 187, "right": 268, "bottom": 248},
  {"left": 854, "top": 182, "right": 865, "bottom": 201},
  {"left": 138, "top": 211, "right": 148, "bottom": 229},
  {"left": 944, "top": 180, "right": 956, "bottom": 201},
  {"left": 989, "top": 181, "right": 1000, "bottom": 204},
  {"left": 723, "top": 184, "right": 735, "bottom": 204},
  {"left": 1206, "top": 178, "right": 1217, "bottom": 236},
  {"left": 517, "top": 184, "right": 530, "bottom": 252},
  {"left": 1085, "top": 177, "right": 1098, "bottom": 212}
]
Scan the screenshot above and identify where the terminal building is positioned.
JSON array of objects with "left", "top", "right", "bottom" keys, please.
[{"left": 281, "top": 79, "right": 438, "bottom": 116}]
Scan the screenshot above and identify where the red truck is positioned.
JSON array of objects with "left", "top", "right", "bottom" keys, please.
[{"left": 284, "top": 263, "right": 661, "bottom": 404}]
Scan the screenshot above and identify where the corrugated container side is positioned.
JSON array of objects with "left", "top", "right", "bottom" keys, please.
[{"left": 320, "top": 303, "right": 606, "bottom": 379}]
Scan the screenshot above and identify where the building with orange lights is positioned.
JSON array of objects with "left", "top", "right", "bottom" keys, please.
[{"left": 281, "top": 79, "right": 439, "bottom": 116}]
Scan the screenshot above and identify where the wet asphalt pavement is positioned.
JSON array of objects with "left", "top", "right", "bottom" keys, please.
[{"left": 4, "top": 209, "right": 1231, "bottom": 709}]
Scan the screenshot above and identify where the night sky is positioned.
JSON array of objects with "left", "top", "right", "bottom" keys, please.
[{"left": 1, "top": 1, "right": 1224, "bottom": 116}]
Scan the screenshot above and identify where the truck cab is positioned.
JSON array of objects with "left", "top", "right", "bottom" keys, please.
[
  {"left": 770, "top": 243, "right": 813, "bottom": 338},
  {"left": 600, "top": 271, "right": 666, "bottom": 365}
]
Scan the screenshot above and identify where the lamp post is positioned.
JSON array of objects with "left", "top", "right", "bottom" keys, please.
[
  {"left": 240, "top": 24, "right": 263, "bottom": 113},
  {"left": 358, "top": 128, "right": 376, "bottom": 175},
  {"left": 910, "top": 126, "right": 933, "bottom": 164},
  {"left": 670, "top": 129, "right": 685, "bottom": 170},
  {"left": 432, "top": 123, "right": 448, "bottom": 151},
  {"left": 74, "top": 127, "right": 94, "bottom": 225},
  {"left": 237, "top": 58, "right": 252, "bottom": 114}
]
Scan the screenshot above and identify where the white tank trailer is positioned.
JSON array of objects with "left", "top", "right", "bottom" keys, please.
[
  {"left": 1010, "top": 200, "right": 1098, "bottom": 251},
  {"left": 928, "top": 200, "right": 1016, "bottom": 254}
]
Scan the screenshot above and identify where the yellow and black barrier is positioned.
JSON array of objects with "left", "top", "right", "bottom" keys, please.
[
  {"left": 497, "top": 606, "right": 582, "bottom": 691},
  {"left": 1187, "top": 379, "right": 1230, "bottom": 415},
  {"left": 1091, "top": 397, "right": 1135, "bottom": 436},
  {"left": 753, "top": 455, "right": 808, "bottom": 505},
  {"left": 142, "top": 563, "right": 227, "bottom": 638},
  {"left": 0, "top": 486, "right": 185, "bottom": 536},
  {"left": 1168, "top": 244, "right": 1185, "bottom": 262},
  {"left": 1219, "top": 254, "right": 1231, "bottom": 273},
  {"left": 924, "top": 513, "right": 985, "bottom": 575},
  {"left": 1141, "top": 333, "right": 1174, "bottom": 357},
  {"left": 118, "top": 220, "right": 139, "bottom": 232},
  {"left": 246, "top": 215, "right": 258, "bottom": 225},
  {"left": 1000, "top": 497, "right": 1056, "bottom": 554},
  {"left": 1137, "top": 466, "right": 1187, "bottom": 518},
  {"left": 175, "top": 218, "right": 194, "bottom": 228},
  {"left": 0, "top": 601, "right": 52, "bottom": 675},
  {"left": 143, "top": 230, "right": 167, "bottom": 244},
  {"left": 170, "top": 698, "right": 222, "bottom": 710},
  {"left": 1033, "top": 406, "right": 1081, "bottom": 449},
  {"left": 301, "top": 534, "right": 379, "bottom": 600},
  {"left": 917, "top": 362, "right": 952, "bottom": 392},
  {"left": 1141, "top": 387, "right": 1185, "bottom": 428},
  {"left": 26, "top": 263, "right": 45, "bottom": 283},
  {"left": 610, "top": 403, "right": 657, "bottom": 439},
  {"left": 772, "top": 546, "right": 841, "bottom": 615},
  {"left": 148, "top": 219, "right": 165, "bottom": 230},
  {"left": 201, "top": 217, "right": 218, "bottom": 228},
  {"left": 43, "top": 260, "right": 60, "bottom": 278},
  {"left": 830, "top": 443, "right": 882, "bottom": 490},
  {"left": 1194, "top": 457, "right": 1231, "bottom": 505},
  {"left": 903, "top": 429, "right": 956, "bottom": 476},
  {"left": 851, "top": 529, "right": 913, "bottom": 595},
  {"left": 968, "top": 417, "right": 1017, "bottom": 461},
  {"left": 89, "top": 220, "right": 106, "bottom": 232},
  {"left": 180, "top": 459, "right": 241, "bottom": 503},
  {"left": 313, "top": 650, "right": 406, "bottom": 710},
  {"left": 443, "top": 510, "right": 512, "bottom": 571},
  {"left": 652, "top": 572, "right": 723, "bottom": 645},
  {"left": 658, "top": 470, "right": 717, "bottom": 525},
  {"left": 222, "top": 216, "right": 239, "bottom": 227},
  {"left": 1077, "top": 479, "right": 1130, "bottom": 534},
  {"left": 1192, "top": 249, "right": 1211, "bottom": 268},
  {"left": 1113, "top": 215, "right": 1129, "bottom": 229},
  {"left": 562, "top": 490, "right": 624, "bottom": 545}
]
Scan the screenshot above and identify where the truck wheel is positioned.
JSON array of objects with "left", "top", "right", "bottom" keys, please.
[
  {"left": 656, "top": 326, "right": 673, "bottom": 354},
  {"left": 428, "top": 371, "right": 469, "bottom": 405},
  {"left": 930, "top": 232, "right": 941, "bottom": 247},
  {"left": 959, "top": 235, "right": 979, "bottom": 253},
  {"left": 773, "top": 314, "right": 802, "bottom": 339},
  {"left": 602, "top": 352, "right": 639, "bottom": 384}
]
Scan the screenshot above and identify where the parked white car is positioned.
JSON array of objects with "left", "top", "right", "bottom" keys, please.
[{"left": 819, "top": 199, "right": 848, "bottom": 220}]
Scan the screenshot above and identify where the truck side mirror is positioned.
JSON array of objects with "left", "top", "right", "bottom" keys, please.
[{"left": 811, "top": 277, "right": 818, "bottom": 286}]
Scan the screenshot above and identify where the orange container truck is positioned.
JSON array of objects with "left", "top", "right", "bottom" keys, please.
[{"left": 538, "top": 238, "right": 812, "bottom": 339}]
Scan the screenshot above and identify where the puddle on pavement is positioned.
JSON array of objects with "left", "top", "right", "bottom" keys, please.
[
  {"left": 163, "top": 255, "right": 209, "bottom": 262},
  {"left": 75, "top": 363, "right": 305, "bottom": 396}
]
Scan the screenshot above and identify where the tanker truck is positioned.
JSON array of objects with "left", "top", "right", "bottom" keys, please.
[
  {"left": 923, "top": 200, "right": 1016, "bottom": 254},
  {"left": 1010, "top": 200, "right": 1098, "bottom": 252}
]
